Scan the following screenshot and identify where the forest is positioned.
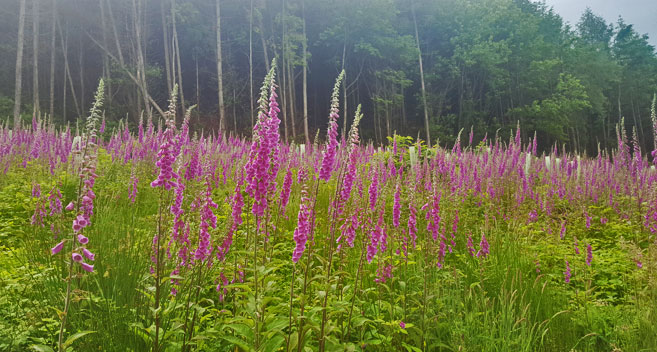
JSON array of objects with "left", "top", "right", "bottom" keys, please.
[{"left": 1, "top": 0, "right": 656, "bottom": 152}]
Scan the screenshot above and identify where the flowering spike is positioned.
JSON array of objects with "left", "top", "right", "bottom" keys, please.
[{"left": 319, "top": 70, "right": 345, "bottom": 181}]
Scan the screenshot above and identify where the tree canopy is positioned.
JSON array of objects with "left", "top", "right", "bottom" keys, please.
[{"left": 1, "top": 0, "right": 656, "bottom": 154}]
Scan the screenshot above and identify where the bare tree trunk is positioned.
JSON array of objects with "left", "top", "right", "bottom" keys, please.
[
  {"left": 99, "top": 0, "right": 112, "bottom": 108},
  {"left": 58, "top": 20, "right": 81, "bottom": 118},
  {"left": 79, "top": 39, "right": 85, "bottom": 110},
  {"left": 281, "top": 60, "right": 288, "bottom": 141},
  {"left": 281, "top": 0, "right": 288, "bottom": 141},
  {"left": 302, "top": 0, "right": 309, "bottom": 143},
  {"left": 106, "top": 0, "right": 124, "bottom": 65},
  {"left": 258, "top": 9, "right": 270, "bottom": 72},
  {"left": 13, "top": 0, "right": 27, "bottom": 127},
  {"left": 161, "top": 0, "right": 172, "bottom": 93},
  {"left": 172, "top": 0, "right": 185, "bottom": 115},
  {"left": 233, "top": 89, "right": 237, "bottom": 132},
  {"left": 215, "top": 0, "right": 225, "bottom": 131},
  {"left": 249, "top": 0, "right": 255, "bottom": 128},
  {"left": 401, "top": 84, "right": 406, "bottom": 129},
  {"left": 341, "top": 29, "right": 347, "bottom": 137},
  {"left": 132, "top": 0, "right": 151, "bottom": 121},
  {"left": 412, "top": 3, "right": 431, "bottom": 146},
  {"left": 385, "top": 82, "right": 391, "bottom": 138},
  {"left": 62, "top": 50, "right": 67, "bottom": 121},
  {"left": 630, "top": 95, "right": 646, "bottom": 149},
  {"left": 32, "top": 0, "right": 40, "bottom": 118},
  {"left": 86, "top": 33, "right": 167, "bottom": 118},
  {"left": 195, "top": 51, "right": 200, "bottom": 122},
  {"left": 288, "top": 59, "right": 296, "bottom": 140},
  {"left": 49, "top": 0, "right": 56, "bottom": 119}
]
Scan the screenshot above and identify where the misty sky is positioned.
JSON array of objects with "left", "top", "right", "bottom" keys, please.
[{"left": 542, "top": 0, "right": 657, "bottom": 47}]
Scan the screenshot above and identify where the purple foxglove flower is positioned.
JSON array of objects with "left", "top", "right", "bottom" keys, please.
[
  {"left": 292, "top": 171, "right": 312, "bottom": 263},
  {"left": 32, "top": 183, "right": 41, "bottom": 198},
  {"left": 399, "top": 321, "right": 406, "bottom": 329},
  {"left": 467, "top": 234, "right": 475, "bottom": 257},
  {"left": 51, "top": 240, "right": 65, "bottom": 255},
  {"left": 65, "top": 201, "right": 75, "bottom": 211},
  {"left": 72, "top": 252, "right": 83, "bottom": 262},
  {"left": 407, "top": 204, "right": 417, "bottom": 248},
  {"left": 83, "top": 248, "right": 95, "bottom": 261},
  {"left": 564, "top": 259, "right": 571, "bottom": 283},
  {"left": 392, "top": 183, "right": 401, "bottom": 228},
  {"left": 244, "top": 64, "right": 280, "bottom": 218},
  {"left": 194, "top": 176, "right": 218, "bottom": 262},
  {"left": 280, "top": 168, "right": 293, "bottom": 212},
  {"left": 476, "top": 233, "right": 489, "bottom": 258},
  {"left": 586, "top": 243, "right": 593, "bottom": 266},
  {"left": 80, "top": 262, "right": 94, "bottom": 273},
  {"left": 77, "top": 234, "right": 89, "bottom": 245},
  {"left": 368, "top": 167, "right": 379, "bottom": 212},
  {"left": 319, "top": 71, "right": 345, "bottom": 182}
]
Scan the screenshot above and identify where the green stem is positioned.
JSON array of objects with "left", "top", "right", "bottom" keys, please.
[
  {"left": 254, "top": 215, "right": 260, "bottom": 349},
  {"left": 153, "top": 190, "right": 164, "bottom": 352},
  {"left": 343, "top": 239, "right": 366, "bottom": 342},
  {"left": 286, "top": 265, "right": 296, "bottom": 351}
]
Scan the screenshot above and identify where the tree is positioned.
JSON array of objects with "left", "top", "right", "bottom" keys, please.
[
  {"left": 510, "top": 73, "right": 591, "bottom": 147},
  {"left": 216, "top": 0, "right": 225, "bottom": 131},
  {"left": 13, "top": 0, "right": 27, "bottom": 127},
  {"left": 32, "top": 0, "right": 40, "bottom": 117},
  {"left": 412, "top": 1, "right": 430, "bottom": 146}
]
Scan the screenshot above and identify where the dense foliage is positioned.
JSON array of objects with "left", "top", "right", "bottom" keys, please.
[
  {"left": 1, "top": 0, "right": 656, "bottom": 154},
  {"left": 1, "top": 74, "right": 657, "bottom": 351}
]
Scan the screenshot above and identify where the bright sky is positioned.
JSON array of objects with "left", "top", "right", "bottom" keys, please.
[{"left": 541, "top": 0, "right": 657, "bottom": 47}]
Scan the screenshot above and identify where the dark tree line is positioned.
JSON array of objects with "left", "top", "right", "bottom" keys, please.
[{"left": 1, "top": 0, "right": 656, "bottom": 153}]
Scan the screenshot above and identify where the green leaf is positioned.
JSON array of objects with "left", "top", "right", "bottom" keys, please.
[
  {"left": 218, "top": 335, "right": 251, "bottom": 351},
  {"left": 258, "top": 334, "right": 284, "bottom": 352},
  {"left": 63, "top": 330, "right": 96, "bottom": 349},
  {"left": 30, "top": 345, "right": 54, "bottom": 352},
  {"left": 224, "top": 323, "right": 254, "bottom": 341}
]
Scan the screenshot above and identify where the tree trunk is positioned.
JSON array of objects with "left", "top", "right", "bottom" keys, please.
[
  {"left": 172, "top": 0, "right": 185, "bottom": 115},
  {"left": 258, "top": 8, "right": 270, "bottom": 72},
  {"left": 106, "top": 0, "right": 124, "bottom": 65},
  {"left": 341, "top": 30, "right": 348, "bottom": 137},
  {"left": 49, "top": 0, "right": 56, "bottom": 119},
  {"left": 79, "top": 39, "right": 85, "bottom": 111},
  {"left": 195, "top": 51, "right": 200, "bottom": 122},
  {"left": 302, "top": 0, "right": 309, "bottom": 143},
  {"left": 86, "top": 33, "right": 167, "bottom": 118},
  {"left": 13, "top": 0, "right": 27, "bottom": 127},
  {"left": 233, "top": 89, "right": 237, "bottom": 132},
  {"left": 99, "top": 0, "right": 111, "bottom": 108},
  {"left": 132, "top": 0, "right": 151, "bottom": 121},
  {"left": 281, "top": 60, "right": 288, "bottom": 141},
  {"left": 412, "top": 3, "right": 431, "bottom": 146},
  {"left": 58, "top": 20, "right": 81, "bottom": 118},
  {"left": 401, "top": 84, "right": 406, "bottom": 130},
  {"left": 249, "top": 0, "right": 255, "bottom": 129},
  {"left": 288, "top": 58, "right": 296, "bottom": 140},
  {"left": 32, "top": 0, "right": 40, "bottom": 118},
  {"left": 161, "top": 0, "right": 172, "bottom": 93},
  {"left": 281, "top": 0, "right": 288, "bottom": 141},
  {"left": 216, "top": 0, "right": 225, "bottom": 131}
]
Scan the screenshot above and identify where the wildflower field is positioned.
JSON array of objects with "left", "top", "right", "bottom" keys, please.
[{"left": 1, "top": 70, "right": 657, "bottom": 352}]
